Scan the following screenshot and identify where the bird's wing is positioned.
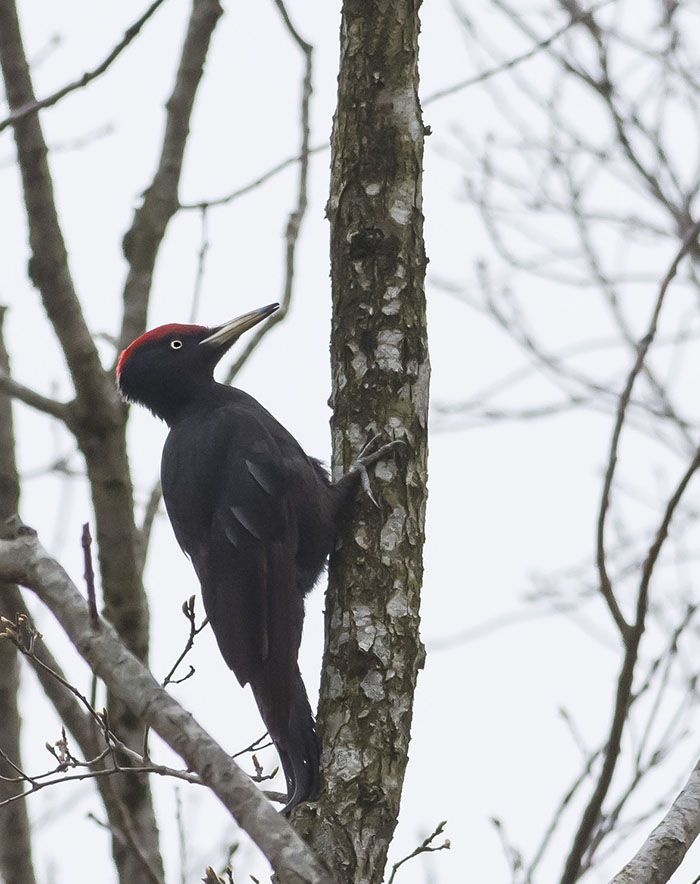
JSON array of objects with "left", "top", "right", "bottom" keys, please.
[{"left": 162, "top": 410, "right": 303, "bottom": 696}]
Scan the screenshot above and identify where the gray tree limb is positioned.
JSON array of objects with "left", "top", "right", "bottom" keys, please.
[
  {"left": 609, "top": 759, "right": 700, "bottom": 884},
  {"left": 0, "top": 527, "right": 335, "bottom": 884}
]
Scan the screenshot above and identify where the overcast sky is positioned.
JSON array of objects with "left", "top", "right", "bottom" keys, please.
[{"left": 3, "top": 1, "right": 700, "bottom": 882}]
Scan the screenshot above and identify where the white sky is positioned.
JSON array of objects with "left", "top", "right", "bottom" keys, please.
[{"left": 2, "top": 1, "right": 700, "bottom": 883}]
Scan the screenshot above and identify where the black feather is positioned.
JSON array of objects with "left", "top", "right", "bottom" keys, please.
[{"left": 118, "top": 315, "right": 356, "bottom": 812}]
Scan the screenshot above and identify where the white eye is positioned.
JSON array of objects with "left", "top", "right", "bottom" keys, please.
[{"left": 170, "top": 340, "right": 183, "bottom": 350}]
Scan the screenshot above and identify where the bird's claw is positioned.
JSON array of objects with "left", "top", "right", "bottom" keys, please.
[
  {"left": 354, "top": 436, "right": 405, "bottom": 469},
  {"left": 355, "top": 462, "right": 380, "bottom": 507},
  {"left": 356, "top": 433, "right": 384, "bottom": 462},
  {"left": 349, "top": 436, "right": 405, "bottom": 507}
]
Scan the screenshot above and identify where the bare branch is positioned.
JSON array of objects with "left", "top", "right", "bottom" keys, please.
[
  {"left": 223, "top": 0, "right": 314, "bottom": 384},
  {"left": 136, "top": 479, "right": 162, "bottom": 579},
  {"left": 188, "top": 205, "right": 209, "bottom": 323},
  {"left": 179, "top": 144, "right": 327, "bottom": 211},
  {"left": 424, "top": 1, "right": 611, "bottom": 106},
  {"left": 0, "top": 584, "right": 101, "bottom": 760},
  {"left": 0, "top": 369, "right": 69, "bottom": 421},
  {"left": 526, "top": 747, "right": 603, "bottom": 883},
  {"left": 81, "top": 523, "right": 99, "bottom": 630},
  {"left": 609, "top": 758, "right": 700, "bottom": 884},
  {"left": 0, "top": 302, "right": 37, "bottom": 884},
  {"left": 0, "top": 757, "right": 202, "bottom": 810},
  {"left": 386, "top": 821, "right": 450, "bottom": 884},
  {"left": 160, "top": 595, "right": 208, "bottom": 689},
  {"left": 0, "top": 527, "right": 335, "bottom": 884},
  {"left": 596, "top": 220, "right": 700, "bottom": 642},
  {"left": 232, "top": 733, "right": 273, "bottom": 759},
  {"left": 0, "top": 0, "right": 120, "bottom": 423},
  {"left": 97, "top": 7, "right": 223, "bottom": 861},
  {"left": 0, "top": 0, "right": 167, "bottom": 134},
  {"left": 561, "top": 224, "right": 700, "bottom": 884},
  {"left": 492, "top": 0, "right": 697, "bottom": 242},
  {"left": 118, "top": 0, "right": 224, "bottom": 354}
]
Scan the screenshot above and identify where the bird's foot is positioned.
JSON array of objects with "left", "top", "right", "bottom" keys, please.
[{"left": 349, "top": 435, "right": 405, "bottom": 507}]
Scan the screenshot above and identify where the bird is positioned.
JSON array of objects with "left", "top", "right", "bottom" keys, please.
[{"left": 116, "top": 302, "right": 401, "bottom": 812}]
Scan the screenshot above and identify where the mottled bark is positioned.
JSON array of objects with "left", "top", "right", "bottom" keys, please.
[
  {"left": 0, "top": 306, "right": 37, "bottom": 884},
  {"left": 298, "top": 3, "right": 428, "bottom": 882},
  {"left": 609, "top": 756, "right": 700, "bottom": 884}
]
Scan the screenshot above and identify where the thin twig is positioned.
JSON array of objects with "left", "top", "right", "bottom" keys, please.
[
  {"left": 105, "top": 789, "right": 169, "bottom": 884},
  {"left": 560, "top": 226, "right": 700, "bottom": 884},
  {"left": 142, "top": 595, "right": 208, "bottom": 758},
  {"left": 0, "top": 615, "right": 204, "bottom": 806},
  {"left": 175, "top": 2, "right": 606, "bottom": 213},
  {"left": 526, "top": 747, "right": 603, "bottom": 882},
  {"left": 232, "top": 733, "right": 273, "bottom": 758},
  {"left": 0, "top": 528, "right": 337, "bottom": 883},
  {"left": 118, "top": 0, "right": 224, "bottom": 354},
  {"left": 424, "top": 1, "right": 613, "bottom": 106},
  {"left": 224, "top": 0, "right": 314, "bottom": 384},
  {"left": 595, "top": 219, "right": 700, "bottom": 642},
  {"left": 386, "top": 821, "right": 450, "bottom": 884},
  {"left": 161, "top": 596, "right": 208, "bottom": 688},
  {"left": 81, "top": 523, "right": 100, "bottom": 630},
  {"left": 1, "top": 612, "right": 133, "bottom": 761},
  {"left": 137, "top": 479, "right": 162, "bottom": 579},
  {"left": 176, "top": 787, "right": 187, "bottom": 884},
  {"left": 189, "top": 204, "right": 209, "bottom": 323},
  {"left": 0, "top": 745, "right": 202, "bottom": 809},
  {"left": 179, "top": 144, "right": 327, "bottom": 211},
  {"left": 0, "top": 0, "right": 168, "bottom": 133}
]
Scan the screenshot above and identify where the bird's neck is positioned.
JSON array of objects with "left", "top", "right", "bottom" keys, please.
[{"left": 159, "top": 381, "right": 238, "bottom": 426}]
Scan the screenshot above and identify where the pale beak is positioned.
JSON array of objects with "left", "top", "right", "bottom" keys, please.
[{"left": 200, "top": 303, "right": 280, "bottom": 350}]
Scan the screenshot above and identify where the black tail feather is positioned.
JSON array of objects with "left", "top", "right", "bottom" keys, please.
[{"left": 251, "top": 665, "right": 320, "bottom": 814}]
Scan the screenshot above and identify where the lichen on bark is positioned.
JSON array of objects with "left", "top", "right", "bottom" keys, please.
[{"left": 298, "top": 3, "right": 429, "bottom": 883}]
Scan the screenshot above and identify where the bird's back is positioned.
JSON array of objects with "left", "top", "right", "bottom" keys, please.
[
  {"left": 161, "top": 386, "right": 327, "bottom": 679},
  {"left": 118, "top": 311, "right": 327, "bottom": 811}
]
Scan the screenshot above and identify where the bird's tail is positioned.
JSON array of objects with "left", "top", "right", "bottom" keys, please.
[{"left": 250, "top": 664, "right": 320, "bottom": 814}]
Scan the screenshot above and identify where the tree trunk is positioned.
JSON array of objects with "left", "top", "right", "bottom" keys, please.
[
  {"left": 0, "top": 306, "right": 38, "bottom": 884},
  {"left": 298, "top": 3, "right": 429, "bottom": 882},
  {"left": 0, "top": 4, "right": 164, "bottom": 881}
]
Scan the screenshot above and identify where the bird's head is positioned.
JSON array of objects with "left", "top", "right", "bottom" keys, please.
[{"left": 116, "top": 303, "right": 279, "bottom": 422}]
